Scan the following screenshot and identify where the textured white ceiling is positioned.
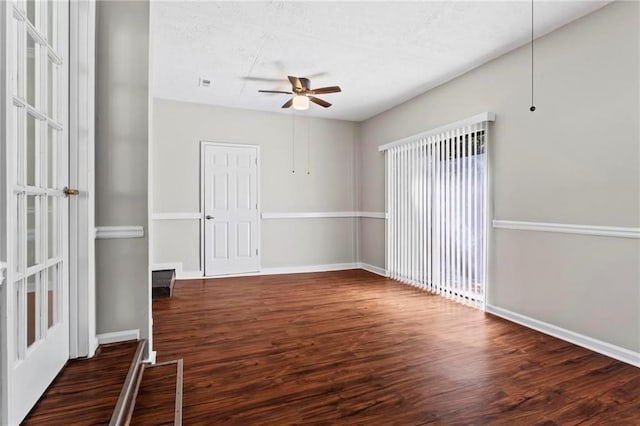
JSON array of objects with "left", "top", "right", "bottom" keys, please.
[{"left": 151, "top": 1, "right": 610, "bottom": 122}]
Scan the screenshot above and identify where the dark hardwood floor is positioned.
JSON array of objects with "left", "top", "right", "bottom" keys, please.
[
  {"left": 23, "top": 341, "right": 138, "bottom": 425},
  {"left": 131, "top": 362, "right": 179, "bottom": 425},
  {"left": 152, "top": 270, "right": 640, "bottom": 425}
]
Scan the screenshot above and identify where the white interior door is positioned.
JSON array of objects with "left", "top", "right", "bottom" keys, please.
[
  {"left": 4, "top": 0, "right": 70, "bottom": 423},
  {"left": 203, "top": 143, "right": 260, "bottom": 276}
]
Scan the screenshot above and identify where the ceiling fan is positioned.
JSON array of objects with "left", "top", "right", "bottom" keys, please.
[{"left": 258, "top": 76, "right": 341, "bottom": 110}]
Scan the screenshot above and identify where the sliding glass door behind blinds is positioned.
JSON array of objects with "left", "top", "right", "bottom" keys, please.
[{"left": 385, "top": 121, "right": 489, "bottom": 308}]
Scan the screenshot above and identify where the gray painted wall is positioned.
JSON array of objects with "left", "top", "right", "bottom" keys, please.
[
  {"left": 152, "top": 99, "right": 358, "bottom": 272},
  {"left": 95, "top": 0, "right": 150, "bottom": 341},
  {"left": 357, "top": 1, "right": 640, "bottom": 352}
]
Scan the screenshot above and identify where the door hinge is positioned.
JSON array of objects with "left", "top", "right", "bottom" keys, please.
[{"left": 256, "top": 248, "right": 258, "bottom": 256}]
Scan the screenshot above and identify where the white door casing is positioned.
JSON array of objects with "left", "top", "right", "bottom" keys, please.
[
  {"left": 3, "top": 1, "right": 70, "bottom": 424},
  {"left": 202, "top": 143, "right": 260, "bottom": 276}
]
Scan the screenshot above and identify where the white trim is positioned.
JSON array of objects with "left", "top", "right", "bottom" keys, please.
[
  {"left": 378, "top": 112, "right": 496, "bottom": 152},
  {"left": 152, "top": 262, "right": 182, "bottom": 272},
  {"left": 147, "top": 0, "right": 155, "bottom": 365},
  {"left": 483, "top": 122, "right": 492, "bottom": 311},
  {"left": 261, "top": 211, "right": 386, "bottom": 220},
  {"left": 261, "top": 263, "right": 356, "bottom": 275},
  {"left": 176, "top": 263, "right": 359, "bottom": 280},
  {"left": 68, "top": 0, "right": 96, "bottom": 360},
  {"left": 151, "top": 262, "right": 203, "bottom": 279},
  {"left": 161, "top": 263, "right": 388, "bottom": 280},
  {"left": 0, "top": 262, "right": 6, "bottom": 287},
  {"left": 359, "top": 211, "right": 386, "bottom": 219},
  {"left": 262, "top": 211, "right": 357, "bottom": 219},
  {"left": 493, "top": 220, "right": 640, "bottom": 239},
  {"left": 179, "top": 270, "right": 204, "bottom": 279},
  {"left": 144, "top": 350, "right": 157, "bottom": 365},
  {"left": 486, "top": 305, "right": 640, "bottom": 368},
  {"left": 96, "top": 329, "right": 140, "bottom": 345},
  {"left": 1, "top": 2, "right": 10, "bottom": 422},
  {"left": 89, "top": 335, "right": 99, "bottom": 358},
  {"left": 152, "top": 212, "right": 201, "bottom": 221},
  {"left": 95, "top": 226, "right": 144, "bottom": 239},
  {"left": 357, "top": 262, "right": 388, "bottom": 277}
]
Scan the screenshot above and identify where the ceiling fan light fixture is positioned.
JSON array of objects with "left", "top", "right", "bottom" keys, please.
[
  {"left": 292, "top": 95, "right": 309, "bottom": 110},
  {"left": 259, "top": 76, "right": 340, "bottom": 110}
]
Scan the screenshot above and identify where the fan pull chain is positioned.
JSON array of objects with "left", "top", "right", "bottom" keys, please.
[
  {"left": 291, "top": 114, "right": 296, "bottom": 174},
  {"left": 530, "top": 0, "right": 536, "bottom": 112},
  {"left": 307, "top": 120, "right": 311, "bottom": 175}
]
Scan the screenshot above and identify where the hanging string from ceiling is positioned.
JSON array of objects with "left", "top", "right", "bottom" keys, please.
[
  {"left": 307, "top": 119, "right": 311, "bottom": 175},
  {"left": 291, "top": 113, "right": 296, "bottom": 174},
  {"left": 530, "top": 0, "right": 536, "bottom": 112}
]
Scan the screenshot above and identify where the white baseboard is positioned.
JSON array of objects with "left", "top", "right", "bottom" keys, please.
[
  {"left": 144, "top": 350, "right": 157, "bottom": 365},
  {"left": 88, "top": 335, "right": 99, "bottom": 358},
  {"left": 152, "top": 262, "right": 202, "bottom": 279},
  {"left": 260, "top": 263, "right": 357, "bottom": 275},
  {"left": 486, "top": 305, "right": 640, "bottom": 368},
  {"left": 152, "top": 262, "right": 182, "bottom": 272},
  {"left": 179, "top": 270, "right": 204, "bottom": 279},
  {"left": 96, "top": 329, "right": 140, "bottom": 345},
  {"left": 357, "top": 262, "right": 388, "bottom": 277},
  {"left": 176, "top": 263, "right": 360, "bottom": 280},
  {"left": 170, "top": 262, "right": 388, "bottom": 280}
]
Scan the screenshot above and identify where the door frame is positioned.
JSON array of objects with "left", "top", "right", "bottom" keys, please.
[
  {"left": 1, "top": 3, "right": 8, "bottom": 421},
  {"left": 0, "top": 1, "right": 97, "bottom": 422},
  {"left": 199, "top": 141, "right": 261, "bottom": 277},
  {"left": 68, "top": 0, "right": 96, "bottom": 359},
  {"left": 1, "top": 1, "right": 11, "bottom": 420}
]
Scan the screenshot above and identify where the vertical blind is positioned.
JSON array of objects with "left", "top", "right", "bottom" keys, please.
[{"left": 381, "top": 115, "right": 492, "bottom": 309}]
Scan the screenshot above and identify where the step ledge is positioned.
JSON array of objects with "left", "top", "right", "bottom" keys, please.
[
  {"left": 109, "top": 340, "right": 147, "bottom": 426},
  {"left": 175, "top": 359, "right": 183, "bottom": 426},
  {"left": 144, "top": 359, "right": 183, "bottom": 425}
]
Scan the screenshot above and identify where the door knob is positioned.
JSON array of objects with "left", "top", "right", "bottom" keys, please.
[
  {"left": 206, "top": 215, "right": 215, "bottom": 220},
  {"left": 63, "top": 187, "right": 80, "bottom": 197}
]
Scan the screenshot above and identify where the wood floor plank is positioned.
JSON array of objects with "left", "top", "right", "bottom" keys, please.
[
  {"left": 149, "top": 270, "right": 640, "bottom": 424},
  {"left": 23, "top": 341, "right": 139, "bottom": 425},
  {"left": 130, "top": 362, "right": 179, "bottom": 426}
]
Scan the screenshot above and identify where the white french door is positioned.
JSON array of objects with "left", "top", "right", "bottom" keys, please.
[
  {"left": 202, "top": 143, "right": 260, "bottom": 276},
  {"left": 4, "top": 0, "right": 70, "bottom": 423}
]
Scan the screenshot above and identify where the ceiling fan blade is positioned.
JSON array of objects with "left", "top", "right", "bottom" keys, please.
[
  {"left": 258, "top": 90, "right": 293, "bottom": 95},
  {"left": 309, "top": 96, "right": 331, "bottom": 108},
  {"left": 281, "top": 98, "right": 293, "bottom": 108},
  {"left": 299, "top": 77, "right": 311, "bottom": 90},
  {"left": 242, "top": 76, "right": 288, "bottom": 83},
  {"left": 310, "top": 86, "right": 342, "bottom": 95},
  {"left": 288, "top": 76, "right": 302, "bottom": 91},
  {"left": 306, "top": 71, "right": 327, "bottom": 80}
]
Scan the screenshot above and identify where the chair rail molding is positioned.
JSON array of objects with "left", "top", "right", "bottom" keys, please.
[
  {"left": 151, "top": 212, "right": 388, "bottom": 220},
  {"left": 152, "top": 212, "right": 201, "bottom": 220},
  {"left": 261, "top": 211, "right": 386, "bottom": 220},
  {"left": 95, "top": 226, "right": 145, "bottom": 239},
  {"left": 493, "top": 220, "right": 640, "bottom": 239},
  {"left": 359, "top": 211, "right": 387, "bottom": 219}
]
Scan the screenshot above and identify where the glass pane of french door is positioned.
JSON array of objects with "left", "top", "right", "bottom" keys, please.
[{"left": 6, "top": 0, "right": 70, "bottom": 423}]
